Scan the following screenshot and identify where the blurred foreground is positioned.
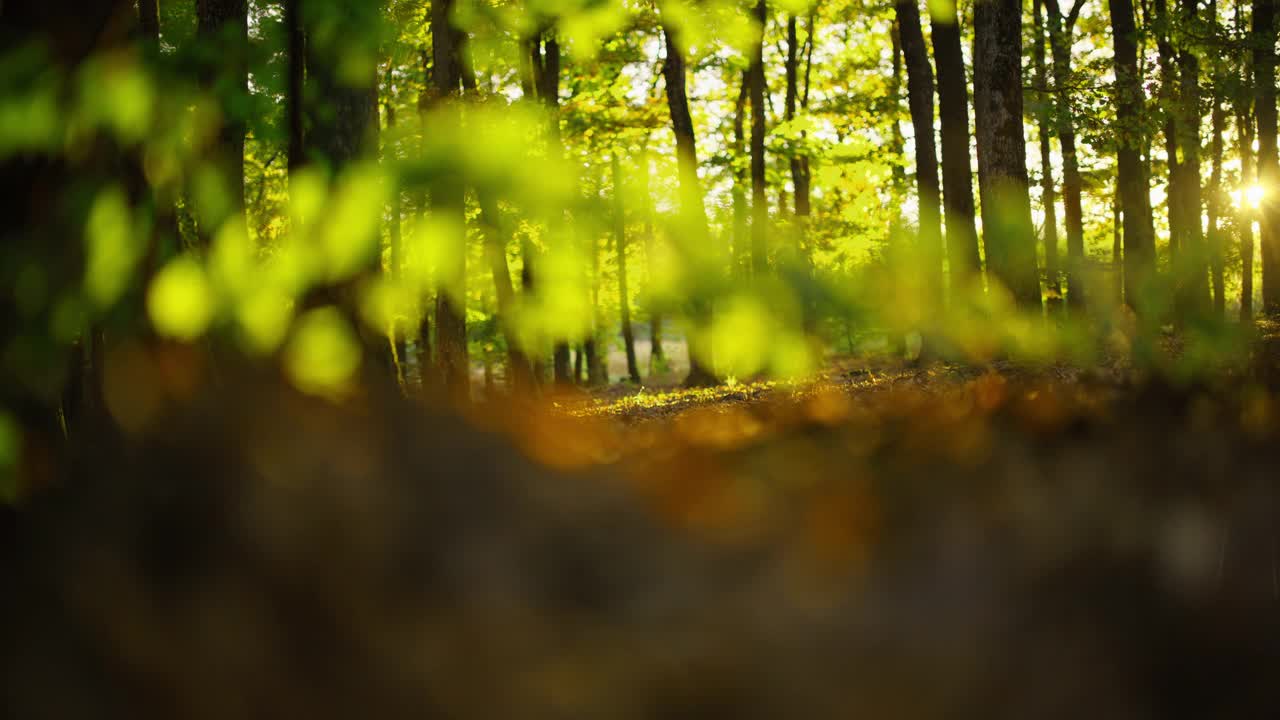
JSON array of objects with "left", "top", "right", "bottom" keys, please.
[{"left": 4, "top": 347, "right": 1280, "bottom": 719}]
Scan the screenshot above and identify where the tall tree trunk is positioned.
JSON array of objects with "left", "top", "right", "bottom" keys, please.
[
  {"left": 928, "top": 2, "right": 982, "bottom": 294},
  {"left": 661, "top": 20, "right": 718, "bottom": 387},
  {"left": 1256, "top": 0, "right": 1280, "bottom": 313},
  {"left": 895, "top": 0, "right": 944, "bottom": 302},
  {"left": 732, "top": 72, "right": 750, "bottom": 277},
  {"left": 613, "top": 154, "right": 642, "bottom": 384},
  {"left": 637, "top": 145, "right": 667, "bottom": 373},
  {"left": 1241, "top": 111, "right": 1257, "bottom": 319},
  {"left": 1176, "top": 0, "right": 1207, "bottom": 317},
  {"left": 432, "top": 0, "right": 470, "bottom": 401},
  {"left": 477, "top": 193, "right": 537, "bottom": 394},
  {"left": 786, "top": 12, "right": 816, "bottom": 331},
  {"left": 1110, "top": 0, "right": 1158, "bottom": 310},
  {"left": 1238, "top": 0, "right": 1257, "bottom": 319},
  {"left": 1032, "top": 0, "right": 1063, "bottom": 309},
  {"left": 195, "top": 0, "right": 248, "bottom": 243},
  {"left": 530, "top": 30, "right": 573, "bottom": 385},
  {"left": 889, "top": 23, "right": 908, "bottom": 215},
  {"left": 1044, "top": 0, "right": 1088, "bottom": 309},
  {"left": 384, "top": 90, "right": 410, "bottom": 385},
  {"left": 1155, "top": 0, "right": 1185, "bottom": 264},
  {"left": 973, "top": 0, "right": 1042, "bottom": 309},
  {"left": 1114, "top": 177, "right": 1125, "bottom": 302},
  {"left": 286, "top": 0, "right": 306, "bottom": 173},
  {"left": 749, "top": 0, "right": 770, "bottom": 278},
  {"left": 1209, "top": 87, "right": 1228, "bottom": 315},
  {"left": 138, "top": 0, "right": 160, "bottom": 40}
]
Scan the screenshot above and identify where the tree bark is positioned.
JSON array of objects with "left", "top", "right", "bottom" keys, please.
[
  {"left": 661, "top": 20, "right": 718, "bottom": 386},
  {"left": 749, "top": 0, "right": 770, "bottom": 278},
  {"left": 1154, "top": 0, "right": 1184, "bottom": 268},
  {"left": 1109, "top": 0, "right": 1158, "bottom": 310},
  {"left": 895, "top": 0, "right": 944, "bottom": 302},
  {"left": 1208, "top": 87, "right": 1227, "bottom": 315},
  {"left": 613, "top": 154, "right": 642, "bottom": 384},
  {"left": 1176, "top": 0, "right": 1207, "bottom": 316},
  {"left": 1032, "top": 0, "right": 1063, "bottom": 308},
  {"left": 432, "top": 0, "right": 470, "bottom": 401},
  {"left": 1255, "top": 0, "right": 1280, "bottom": 313},
  {"left": 1043, "top": 0, "right": 1088, "bottom": 309},
  {"left": 732, "top": 72, "right": 750, "bottom": 277},
  {"left": 973, "top": 0, "right": 1042, "bottom": 309},
  {"left": 286, "top": 0, "right": 306, "bottom": 173},
  {"left": 196, "top": 0, "right": 248, "bottom": 242},
  {"left": 928, "top": 1, "right": 982, "bottom": 293}
]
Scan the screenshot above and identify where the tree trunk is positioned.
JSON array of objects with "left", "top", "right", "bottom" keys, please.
[
  {"left": 384, "top": 90, "right": 410, "bottom": 386},
  {"left": 637, "top": 146, "right": 667, "bottom": 373},
  {"left": 895, "top": 0, "right": 944, "bottom": 302},
  {"left": 661, "top": 20, "right": 718, "bottom": 387},
  {"left": 1241, "top": 112, "right": 1257, "bottom": 319},
  {"left": 973, "top": 0, "right": 1041, "bottom": 309},
  {"left": 613, "top": 154, "right": 642, "bottom": 384},
  {"left": 786, "top": 13, "right": 816, "bottom": 331},
  {"left": 1155, "top": 0, "right": 1185, "bottom": 271},
  {"left": 1237, "top": 5, "right": 1257, "bottom": 320},
  {"left": 732, "top": 72, "right": 750, "bottom": 277},
  {"left": 749, "top": 0, "right": 770, "bottom": 278},
  {"left": 1043, "top": 0, "right": 1088, "bottom": 309},
  {"left": 928, "top": 2, "right": 982, "bottom": 294},
  {"left": 1256, "top": 0, "right": 1280, "bottom": 314},
  {"left": 530, "top": 30, "right": 573, "bottom": 385},
  {"left": 1032, "top": 0, "right": 1063, "bottom": 309},
  {"left": 889, "top": 24, "right": 908, "bottom": 210},
  {"left": 286, "top": 0, "right": 306, "bottom": 173},
  {"left": 1109, "top": 0, "right": 1158, "bottom": 310},
  {"left": 1208, "top": 87, "right": 1227, "bottom": 315},
  {"left": 432, "top": 0, "right": 470, "bottom": 401},
  {"left": 195, "top": 0, "right": 248, "bottom": 243},
  {"left": 1176, "top": 0, "right": 1207, "bottom": 317},
  {"left": 138, "top": 0, "right": 160, "bottom": 40},
  {"left": 477, "top": 192, "right": 537, "bottom": 394}
]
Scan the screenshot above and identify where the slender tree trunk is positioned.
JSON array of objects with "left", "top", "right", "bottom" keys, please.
[
  {"left": 786, "top": 13, "right": 816, "bottom": 331},
  {"left": 1110, "top": 0, "right": 1158, "bottom": 310},
  {"left": 286, "top": 0, "right": 306, "bottom": 174},
  {"left": 1176, "top": 0, "right": 1207, "bottom": 316},
  {"left": 661, "top": 20, "right": 718, "bottom": 386},
  {"left": 732, "top": 73, "right": 750, "bottom": 277},
  {"left": 929, "top": 1, "right": 982, "bottom": 293},
  {"left": 1241, "top": 114, "right": 1257, "bottom": 319},
  {"left": 1032, "top": 0, "right": 1063, "bottom": 309},
  {"left": 530, "top": 30, "right": 573, "bottom": 385},
  {"left": 384, "top": 91, "right": 410, "bottom": 385},
  {"left": 138, "top": 0, "right": 160, "bottom": 40},
  {"left": 477, "top": 192, "right": 536, "bottom": 394},
  {"left": 1114, "top": 177, "right": 1125, "bottom": 302},
  {"left": 749, "top": 0, "right": 770, "bottom": 278},
  {"left": 637, "top": 145, "right": 667, "bottom": 373},
  {"left": 1209, "top": 86, "right": 1228, "bottom": 315},
  {"left": 432, "top": 0, "right": 470, "bottom": 401},
  {"left": 613, "top": 154, "right": 642, "bottom": 384},
  {"left": 196, "top": 0, "right": 248, "bottom": 243},
  {"left": 973, "top": 0, "right": 1042, "bottom": 309},
  {"left": 896, "top": 0, "right": 944, "bottom": 302},
  {"left": 1155, "top": 0, "right": 1185, "bottom": 264},
  {"left": 889, "top": 24, "right": 908, "bottom": 213},
  {"left": 1256, "top": 0, "right": 1280, "bottom": 313},
  {"left": 1044, "top": 0, "right": 1088, "bottom": 309}
]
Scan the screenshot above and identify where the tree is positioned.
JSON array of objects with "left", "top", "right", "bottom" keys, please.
[
  {"left": 749, "top": 0, "right": 770, "bottom": 278},
  {"left": 1109, "top": 0, "right": 1158, "bottom": 309},
  {"left": 1256, "top": 0, "right": 1280, "bottom": 314},
  {"left": 1031, "top": 0, "right": 1062, "bottom": 308},
  {"left": 196, "top": 0, "right": 249, "bottom": 243},
  {"left": 1175, "top": 0, "right": 1207, "bottom": 316},
  {"left": 432, "top": 0, "right": 470, "bottom": 400},
  {"left": 660, "top": 17, "right": 718, "bottom": 387},
  {"left": 1043, "top": 0, "right": 1089, "bottom": 309},
  {"left": 928, "top": 0, "right": 981, "bottom": 295},
  {"left": 895, "top": 0, "right": 943, "bottom": 299},
  {"left": 612, "top": 153, "right": 642, "bottom": 384},
  {"left": 973, "top": 0, "right": 1041, "bottom": 309}
]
